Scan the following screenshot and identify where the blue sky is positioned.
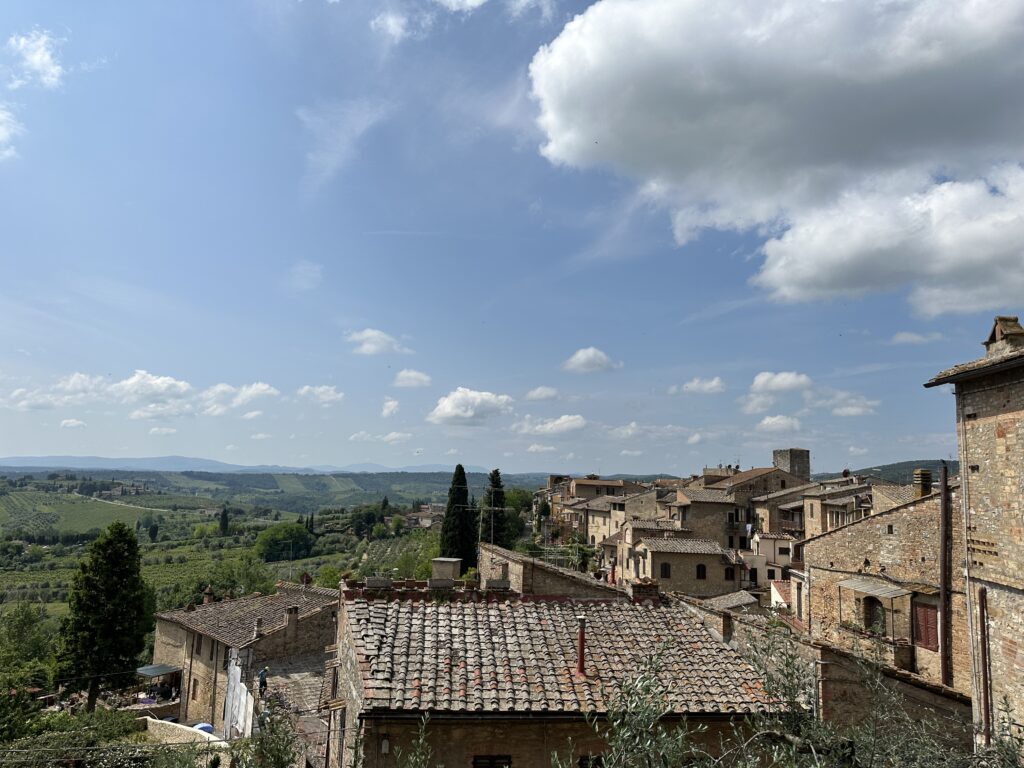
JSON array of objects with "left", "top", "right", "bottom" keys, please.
[{"left": 2, "top": 0, "right": 1022, "bottom": 475}]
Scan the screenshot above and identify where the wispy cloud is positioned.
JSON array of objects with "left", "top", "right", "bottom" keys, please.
[
  {"left": 349, "top": 430, "right": 411, "bottom": 444},
  {"left": 512, "top": 414, "right": 586, "bottom": 435},
  {"left": 527, "top": 443, "right": 556, "bottom": 453},
  {"left": 669, "top": 376, "right": 724, "bottom": 395},
  {"left": 890, "top": 331, "right": 944, "bottom": 345},
  {"left": 288, "top": 260, "right": 323, "bottom": 291},
  {"left": 6, "top": 30, "right": 64, "bottom": 90},
  {"left": 0, "top": 106, "right": 22, "bottom": 161},
  {"left": 149, "top": 426, "right": 177, "bottom": 435},
  {"left": 297, "top": 99, "right": 391, "bottom": 186},
  {"left": 60, "top": 418, "right": 85, "bottom": 429}
]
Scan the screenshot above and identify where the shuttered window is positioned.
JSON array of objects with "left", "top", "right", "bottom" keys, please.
[{"left": 913, "top": 602, "right": 939, "bottom": 651}]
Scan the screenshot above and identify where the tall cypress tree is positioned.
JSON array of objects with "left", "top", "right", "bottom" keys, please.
[
  {"left": 59, "top": 522, "right": 153, "bottom": 711},
  {"left": 482, "top": 468, "right": 507, "bottom": 547},
  {"left": 440, "top": 464, "right": 476, "bottom": 570}
]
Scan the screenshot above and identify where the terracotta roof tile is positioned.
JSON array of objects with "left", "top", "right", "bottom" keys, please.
[
  {"left": 638, "top": 538, "right": 723, "bottom": 555},
  {"left": 344, "top": 598, "right": 769, "bottom": 716},
  {"left": 156, "top": 583, "right": 337, "bottom": 648}
]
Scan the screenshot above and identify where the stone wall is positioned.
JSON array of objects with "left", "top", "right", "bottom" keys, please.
[
  {"left": 679, "top": 502, "right": 736, "bottom": 548},
  {"left": 351, "top": 717, "right": 744, "bottom": 768},
  {"left": 253, "top": 604, "right": 337, "bottom": 664},
  {"left": 478, "top": 543, "right": 624, "bottom": 598},
  {"left": 957, "top": 366, "right": 1024, "bottom": 729},
  {"left": 638, "top": 550, "right": 739, "bottom": 597},
  {"left": 802, "top": 487, "right": 971, "bottom": 695}
]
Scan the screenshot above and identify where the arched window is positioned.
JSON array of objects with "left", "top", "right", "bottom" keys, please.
[
  {"left": 590, "top": 535, "right": 595, "bottom": 545},
  {"left": 660, "top": 562, "right": 671, "bottom": 579},
  {"left": 863, "top": 596, "right": 886, "bottom": 634},
  {"left": 696, "top": 564, "right": 707, "bottom": 580}
]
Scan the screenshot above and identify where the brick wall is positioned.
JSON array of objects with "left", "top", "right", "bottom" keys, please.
[
  {"left": 802, "top": 487, "right": 971, "bottom": 695},
  {"left": 957, "top": 361, "right": 1024, "bottom": 730}
]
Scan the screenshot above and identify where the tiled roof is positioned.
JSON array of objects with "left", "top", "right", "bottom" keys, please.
[
  {"left": 627, "top": 519, "right": 684, "bottom": 531},
  {"left": 638, "top": 537, "right": 723, "bottom": 555},
  {"left": 156, "top": 583, "right": 337, "bottom": 648},
  {"left": 344, "top": 598, "right": 769, "bottom": 715},
  {"left": 751, "top": 483, "right": 820, "bottom": 503},
  {"left": 267, "top": 651, "right": 329, "bottom": 715},
  {"left": 754, "top": 532, "right": 795, "bottom": 541},
  {"left": 926, "top": 346, "right": 1024, "bottom": 387},
  {"left": 872, "top": 484, "right": 915, "bottom": 507},
  {"left": 704, "top": 590, "right": 759, "bottom": 610},
  {"left": 600, "top": 530, "right": 624, "bottom": 547},
  {"left": 573, "top": 478, "right": 626, "bottom": 487},
  {"left": 707, "top": 467, "right": 777, "bottom": 489},
  {"left": 677, "top": 487, "right": 734, "bottom": 504}
]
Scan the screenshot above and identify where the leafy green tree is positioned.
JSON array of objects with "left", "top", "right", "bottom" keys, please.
[
  {"left": 371, "top": 522, "right": 389, "bottom": 540},
  {"left": 504, "top": 487, "right": 533, "bottom": 514},
  {"left": 315, "top": 564, "right": 342, "bottom": 589},
  {"left": 219, "top": 506, "right": 230, "bottom": 537},
  {"left": 0, "top": 602, "right": 57, "bottom": 687},
  {"left": 230, "top": 699, "right": 299, "bottom": 768},
  {"left": 148, "top": 522, "right": 159, "bottom": 543},
  {"left": 381, "top": 495, "right": 390, "bottom": 515},
  {"left": 254, "top": 523, "right": 314, "bottom": 562},
  {"left": 440, "top": 464, "right": 477, "bottom": 570},
  {"left": 391, "top": 516, "right": 406, "bottom": 536},
  {"left": 59, "top": 522, "right": 154, "bottom": 711}
]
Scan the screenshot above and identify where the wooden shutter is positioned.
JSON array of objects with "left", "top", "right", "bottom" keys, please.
[{"left": 913, "top": 602, "right": 939, "bottom": 651}]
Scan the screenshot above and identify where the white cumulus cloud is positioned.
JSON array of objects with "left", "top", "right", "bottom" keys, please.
[
  {"left": 60, "top": 418, "right": 85, "bottom": 429},
  {"left": 751, "top": 372, "right": 813, "bottom": 393},
  {"left": 671, "top": 376, "right": 724, "bottom": 395},
  {"left": 296, "top": 385, "right": 344, "bottom": 405},
  {"left": 434, "top": 0, "right": 488, "bottom": 11},
  {"left": 525, "top": 385, "right": 558, "bottom": 401},
  {"left": 426, "top": 387, "right": 513, "bottom": 425},
  {"left": 512, "top": 414, "right": 586, "bottom": 435},
  {"left": 757, "top": 415, "right": 802, "bottom": 433},
  {"left": 346, "top": 328, "right": 412, "bottom": 355},
  {"left": 561, "top": 346, "right": 621, "bottom": 373},
  {"left": 381, "top": 397, "right": 399, "bottom": 418},
  {"left": 530, "top": 0, "right": 1024, "bottom": 316},
  {"left": 394, "top": 369, "right": 432, "bottom": 387}
]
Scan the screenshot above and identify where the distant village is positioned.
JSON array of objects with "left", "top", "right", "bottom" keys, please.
[{"left": 79, "top": 315, "right": 1024, "bottom": 766}]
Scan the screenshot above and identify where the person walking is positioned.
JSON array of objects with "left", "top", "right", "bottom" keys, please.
[{"left": 258, "top": 666, "right": 268, "bottom": 698}]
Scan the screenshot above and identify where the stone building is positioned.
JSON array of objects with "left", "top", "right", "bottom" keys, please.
[
  {"left": 477, "top": 543, "right": 624, "bottom": 599},
  {"left": 322, "top": 567, "right": 769, "bottom": 768},
  {"left": 800, "top": 476, "right": 970, "bottom": 696},
  {"left": 633, "top": 537, "right": 743, "bottom": 597},
  {"left": 152, "top": 582, "right": 337, "bottom": 735},
  {"left": 926, "top": 314, "right": 1024, "bottom": 740},
  {"left": 751, "top": 483, "right": 817, "bottom": 537},
  {"left": 668, "top": 487, "right": 749, "bottom": 548}
]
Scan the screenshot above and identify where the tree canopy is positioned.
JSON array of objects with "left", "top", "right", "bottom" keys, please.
[
  {"left": 254, "top": 523, "right": 314, "bottom": 562},
  {"left": 59, "top": 522, "right": 154, "bottom": 711},
  {"left": 440, "top": 464, "right": 476, "bottom": 570}
]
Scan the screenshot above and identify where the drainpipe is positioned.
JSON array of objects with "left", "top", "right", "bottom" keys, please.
[
  {"left": 978, "top": 587, "right": 992, "bottom": 747},
  {"left": 938, "top": 462, "right": 953, "bottom": 688}
]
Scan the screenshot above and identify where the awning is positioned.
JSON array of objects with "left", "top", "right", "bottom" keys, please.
[
  {"left": 837, "top": 577, "right": 910, "bottom": 600},
  {"left": 136, "top": 663, "right": 182, "bottom": 678}
]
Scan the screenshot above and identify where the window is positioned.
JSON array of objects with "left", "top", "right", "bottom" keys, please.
[
  {"left": 778, "top": 547, "right": 790, "bottom": 556},
  {"left": 590, "top": 535, "right": 595, "bottom": 545},
  {"left": 767, "top": 568, "right": 776, "bottom": 580},
  {"left": 781, "top": 480, "right": 787, "bottom": 489},
  {"left": 725, "top": 566, "right": 735, "bottom": 581},
  {"left": 696, "top": 564, "right": 706, "bottom": 580},
  {"left": 739, "top": 536, "right": 748, "bottom": 549},
  {"left": 749, "top": 568, "right": 758, "bottom": 584},
  {"left": 209, "top": 639, "right": 215, "bottom": 662},
  {"left": 728, "top": 535, "right": 734, "bottom": 549},
  {"left": 886, "top": 525, "right": 894, "bottom": 535},
  {"left": 473, "top": 757, "right": 512, "bottom": 768},
  {"left": 863, "top": 596, "right": 887, "bottom": 634},
  {"left": 331, "top": 669, "right": 339, "bottom": 698},
  {"left": 660, "top": 562, "right": 671, "bottom": 579},
  {"left": 796, "top": 583, "right": 803, "bottom": 620},
  {"left": 191, "top": 678, "right": 198, "bottom": 701},
  {"left": 913, "top": 601, "right": 939, "bottom": 651},
  {"left": 194, "top": 635, "right": 202, "bottom": 655}
]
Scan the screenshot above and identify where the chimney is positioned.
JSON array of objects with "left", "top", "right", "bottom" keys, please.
[
  {"left": 983, "top": 316, "right": 1024, "bottom": 358},
  {"left": 483, "top": 559, "right": 510, "bottom": 591},
  {"left": 285, "top": 606, "right": 299, "bottom": 644},
  {"left": 429, "top": 557, "right": 461, "bottom": 589},
  {"left": 253, "top": 617, "right": 264, "bottom": 640},
  {"left": 202, "top": 585, "right": 215, "bottom": 605},
  {"left": 575, "top": 616, "right": 586, "bottom": 677},
  {"left": 626, "top": 578, "right": 661, "bottom": 603},
  {"left": 913, "top": 468, "right": 933, "bottom": 499}
]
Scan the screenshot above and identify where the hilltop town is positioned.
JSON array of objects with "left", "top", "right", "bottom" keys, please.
[{"left": 2, "top": 314, "right": 1018, "bottom": 766}]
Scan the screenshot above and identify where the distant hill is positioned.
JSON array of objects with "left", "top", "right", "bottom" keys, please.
[
  {"left": 814, "top": 459, "right": 959, "bottom": 485},
  {"left": 0, "top": 455, "right": 316, "bottom": 473}
]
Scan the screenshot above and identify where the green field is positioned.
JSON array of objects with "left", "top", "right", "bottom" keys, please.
[{"left": 0, "top": 491, "right": 141, "bottom": 534}]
